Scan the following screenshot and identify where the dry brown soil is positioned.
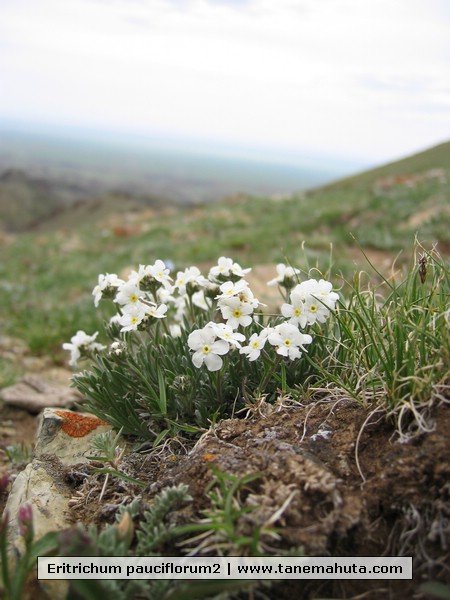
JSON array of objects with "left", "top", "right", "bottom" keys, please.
[{"left": 58, "top": 397, "right": 450, "bottom": 600}]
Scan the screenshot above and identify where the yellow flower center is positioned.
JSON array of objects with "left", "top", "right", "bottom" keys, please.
[
  {"left": 252, "top": 341, "right": 260, "bottom": 349},
  {"left": 233, "top": 309, "right": 242, "bottom": 318},
  {"left": 294, "top": 308, "right": 301, "bottom": 316},
  {"left": 130, "top": 294, "right": 138, "bottom": 303},
  {"left": 131, "top": 316, "right": 138, "bottom": 324},
  {"left": 284, "top": 339, "right": 291, "bottom": 347},
  {"left": 310, "top": 304, "right": 318, "bottom": 312},
  {"left": 203, "top": 345, "right": 211, "bottom": 354}
]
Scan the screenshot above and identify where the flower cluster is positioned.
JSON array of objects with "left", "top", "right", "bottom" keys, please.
[
  {"left": 62, "top": 330, "right": 106, "bottom": 367},
  {"left": 64, "top": 257, "right": 339, "bottom": 373},
  {"left": 184, "top": 261, "right": 338, "bottom": 371},
  {"left": 281, "top": 279, "right": 339, "bottom": 329}
]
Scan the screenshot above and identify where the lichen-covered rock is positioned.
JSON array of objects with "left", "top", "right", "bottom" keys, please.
[
  {"left": 3, "top": 408, "right": 113, "bottom": 599},
  {"left": 34, "top": 407, "right": 111, "bottom": 464}
]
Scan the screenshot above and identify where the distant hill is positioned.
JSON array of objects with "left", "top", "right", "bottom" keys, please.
[
  {"left": 0, "top": 128, "right": 343, "bottom": 231},
  {"left": 0, "top": 169, "right": 64, "bottom": 231},
  {"left": 321, "top": 140, "right": 449, "bottom": 191},
  {"left": 0, "top": 167, "right": 170, "bottom": 232},
  {"left": 0, "top": 134, "right": 448, "bottom": 233}
]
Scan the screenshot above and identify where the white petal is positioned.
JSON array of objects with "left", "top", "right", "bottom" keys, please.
[
  {"left": 281, "top": 303, "right": 294, "bottom": 318},
  {"left": 276, "top": 346, "right": 289, "bottom": 356},
  {"left": 188, "top": 330, "right": 204, "bottom": 350},
  {"left": 204, "top": 353, "right": 223, "bottom": 371},
  {"left": 192, "top": 351, "right": 205, "bottom": 368},
  {"left": 211, "top": 340, "right": 230, "bottom": 355}
]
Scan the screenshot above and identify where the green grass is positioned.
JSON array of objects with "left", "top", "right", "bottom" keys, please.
[
  {"left": 0, "top": 357, "right": 23, "bottom": 388},
  {"left": 301, "top": 243, "right": 449, "bottom": 421},
  {"left": 321, "top": 140, "right": 450, "bottom": 192}
]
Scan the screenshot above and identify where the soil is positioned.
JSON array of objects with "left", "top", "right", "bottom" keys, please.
[{"left": 59, "top": 397, "right": 450, "bottom": 600}]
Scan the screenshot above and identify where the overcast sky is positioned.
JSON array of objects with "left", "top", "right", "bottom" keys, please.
[{"left": 0, "top": 0, "right": 449, "bottom": 165}]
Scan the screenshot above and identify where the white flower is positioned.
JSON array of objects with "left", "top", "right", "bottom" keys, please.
[
  {"left": 208, "top": 257, "right": 233, "bottom": 280},
  {"left": 208, "top": 257, "right": 251, "bottom": 282},
  {"left": 62, "top": 330, "right": 105, "bottom": 367},
  {"left": 239, "top": 286, "right": 261, "bottom": 309},
  {"left": 239, "top": 331, "right": 268, "bottom": 361},
  {"left": 130, "top": 260, "right": 172, "bottom": 289},
  {"left": 302, "top": 295, "right": 330, "bottom": 325},
  {"left": 92, "top": 273, "right": 124, "bottom": 307},
  {"left": 115, "top": 281, "right": 141, "bottom": 306},
  {"left": 149, "top": 259, "right": 172, "bottom": 285},
  {"left": 230, "top": 260, "right": 251, "bottom": 278},
  {"left": 170, "top": 324, "right": 182, "bottom": 338},
  {"left": 281, "top": 290, "right": 308, "bottom": 328},
  {"left": 314, "top": 279, "right": 340, "bottom": 309},
  {"left": 218, "top": 280, "right": 261, "bottom": 309},
  {"left": 217, "top": 279, "right": 249, "bottom": 299},
  {"left": 267, "top": 263, "right": 300, "bottom": 287},
  {"left": 175, "top": 266, "right": 208, "bottom": 295},
  {"left": 288, "top": 278, "right": 339, "bottom": 325},
  {"left": 118, "top": 303, "right": 146, "bottom": 332},
  {"left": 293, "top": 279, "right": 339, "bottom": 309},
  {"left": 157, "top": 286, "right": 175, "bottom": 304},
  {"left": 188, "top": 325, "right": 229, "bottom": 371},
  {"left": 218, "top": 297, "right": 254, "bottom": 328},
  {"left": 209, "top": 322, "right": 246, "bottom": 348},
  {"left": 268, "top": 323, "right": 312, "bottom": 360},
  {"left": 173, "top": 295, "right": 187, "bottom": 322},
  {"left": 144, "top": 303, "right": 168, "bottom": 319},
  {"left": 192, "top": 291, "right": 209, "bottom": 311},
  {"left": 128, "top": 264, "right": 151, "bottom": 285}
]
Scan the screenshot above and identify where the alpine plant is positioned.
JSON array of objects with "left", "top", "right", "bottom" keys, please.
[{"left": 65, "top": 257, "right": 338, "bottom": 371}]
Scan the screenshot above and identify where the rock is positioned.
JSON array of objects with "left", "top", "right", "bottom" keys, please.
[
  {"left": 34, "top": 407, "right": 111, "bottom": 465},
  {"left": 0, "top": 375, "right": 82, "bottom": 413},
  {"left": 5, "top": 459, "right": 71, "bottom": 600},
  {"left": 3, "top": 408, "right": 113, "bottom": 599}
]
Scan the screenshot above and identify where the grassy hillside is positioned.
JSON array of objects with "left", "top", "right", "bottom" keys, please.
[
  {"left": 322, "top": 140, "right": 449, "bottom": 190},
  {"left": 0, "top": 140, "right": 448, "bottom": 378}
]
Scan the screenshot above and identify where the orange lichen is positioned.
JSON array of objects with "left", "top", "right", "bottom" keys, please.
[
  {"left": 201, "top": 453, "right": 218, "bottom": 463},
  {"left": 54, "top": 410, "right": 108, "bottom": 438}
]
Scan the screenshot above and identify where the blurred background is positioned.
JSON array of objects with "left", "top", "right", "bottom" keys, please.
[
  {"left": 0, "top": 0, "right": 449, "bottom": 365},
  {"left": 1, "top": 0, "right": 449, "bottom": 216}
]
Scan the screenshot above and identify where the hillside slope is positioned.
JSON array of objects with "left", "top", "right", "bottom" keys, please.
[{"left": 321, "top": 140, "right": 449, "bottom": 191}]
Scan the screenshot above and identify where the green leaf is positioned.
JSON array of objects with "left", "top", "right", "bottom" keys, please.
[
  {"left": 157, "top": 367, "right": 167, "bottom": 415},
  {"left": 91, "top": 467, "right": 146, "bottom": 487},
  {"left": 153, "top": 428, "right": 170, "bottom": 447}
]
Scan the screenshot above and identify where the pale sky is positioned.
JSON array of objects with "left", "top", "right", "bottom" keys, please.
[{"left": 1, "top": 0, "right": 449, "bottom": 164}]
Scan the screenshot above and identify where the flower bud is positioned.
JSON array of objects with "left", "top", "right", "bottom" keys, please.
[{"left": 18, "top": 503, "right": 34, "bottom": 542}]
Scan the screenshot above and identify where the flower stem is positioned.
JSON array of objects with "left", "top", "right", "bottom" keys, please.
[
  {"left": 215, "top": 369, "right": 223, "bottom": 404},
  {"left": 257, "top": 354, "right": 282, "bottom": 397}
]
